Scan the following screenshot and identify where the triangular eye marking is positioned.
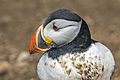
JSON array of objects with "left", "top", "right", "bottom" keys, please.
[{"left": 53, "top": 22, "right": 59, "bottom": 31}]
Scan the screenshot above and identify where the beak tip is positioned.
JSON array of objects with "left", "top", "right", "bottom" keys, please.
[
  {"left": 29, "top": 52, "right": 34, "bottom": 55},
  {"left": 29, "top": 48, "right": 34, "bottom": 54}
]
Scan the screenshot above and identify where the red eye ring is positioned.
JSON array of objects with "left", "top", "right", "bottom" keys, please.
[{"left": 53, "top": 23, "right": 59, "bottom": 31}]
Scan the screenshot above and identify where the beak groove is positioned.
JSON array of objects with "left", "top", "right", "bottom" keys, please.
[{"left": 29, "top": 25, "right": 53, "bottom": 54}]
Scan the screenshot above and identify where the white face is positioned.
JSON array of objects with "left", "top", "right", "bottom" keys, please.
[{"left": 44, "top": 19, "right": 82, "bottom": 46}]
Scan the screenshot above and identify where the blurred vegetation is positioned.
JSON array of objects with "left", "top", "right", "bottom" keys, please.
[{"left": 0, "top": 0, "right": 120, "bottom": 80}]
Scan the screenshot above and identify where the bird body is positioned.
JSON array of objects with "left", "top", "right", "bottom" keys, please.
[
  {"left": 37, "top": 42, "right": 114, "bottom": 80},
  {"left": 29, "top": 9, "right": 115, "bottom": 80}
]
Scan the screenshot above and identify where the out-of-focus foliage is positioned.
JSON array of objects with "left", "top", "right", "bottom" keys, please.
[{"left": 0, "top": 0, "right": 119, "bottom": 80}]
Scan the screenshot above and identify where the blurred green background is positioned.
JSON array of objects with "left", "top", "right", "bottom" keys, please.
[{"left": 0, "top": 0, "right": 120, "bottom": 80}]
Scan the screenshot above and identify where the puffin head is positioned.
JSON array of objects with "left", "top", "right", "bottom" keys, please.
[{"left": 29, "top": 9, "right": 91, "bottom": 54}]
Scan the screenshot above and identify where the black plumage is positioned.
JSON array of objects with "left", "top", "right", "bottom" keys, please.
[{"left": 43, "top": 9, "right": 81, "bottom": 27}]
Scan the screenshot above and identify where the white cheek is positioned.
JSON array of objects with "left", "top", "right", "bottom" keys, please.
[
  {"left": 60, "top": 26, "right": 80, "bottom": 43},
  {"left": 43, "top": 19, "right": 82, "bottom": 45},
  {"left": 44, "top": 26, "right": 80, "bottom": 45}
]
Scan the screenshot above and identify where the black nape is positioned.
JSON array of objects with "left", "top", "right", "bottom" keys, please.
[
  {"left": 73, "top": 19, "right": 92, "bottom": 49},
  {"left": 43, "top": 9, "right": 81, "bottom": 27}
]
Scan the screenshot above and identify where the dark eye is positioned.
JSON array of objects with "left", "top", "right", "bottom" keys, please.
[{"left": 53, "top": 23, "right": 59, "bottom": 31}]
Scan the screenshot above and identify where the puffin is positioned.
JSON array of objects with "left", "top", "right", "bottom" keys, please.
[{"left": 29, "top": 9, "right": 115, "bottom": 80}]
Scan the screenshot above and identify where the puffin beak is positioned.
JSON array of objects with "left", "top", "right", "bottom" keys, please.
[{"left": 29, "top": 25, "right": 53, "bottom": 54}]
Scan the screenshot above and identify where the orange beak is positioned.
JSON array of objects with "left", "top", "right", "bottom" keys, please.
[{"left": 29, "top": 25, "right": 53, "bottom": 54}]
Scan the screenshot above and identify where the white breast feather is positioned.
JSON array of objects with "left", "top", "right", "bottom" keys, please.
[{"left": 37, "top": 42, "right": 115, "bottom": 80}]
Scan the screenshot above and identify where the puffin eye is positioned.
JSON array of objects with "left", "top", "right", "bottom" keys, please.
[{"left": 53, "top": 23, "right": 59, "bottom": 31}]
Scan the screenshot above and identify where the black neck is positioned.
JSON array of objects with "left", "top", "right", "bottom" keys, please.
[{"left": 72, "top": 19, "right": 92, "bottom": 49}]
